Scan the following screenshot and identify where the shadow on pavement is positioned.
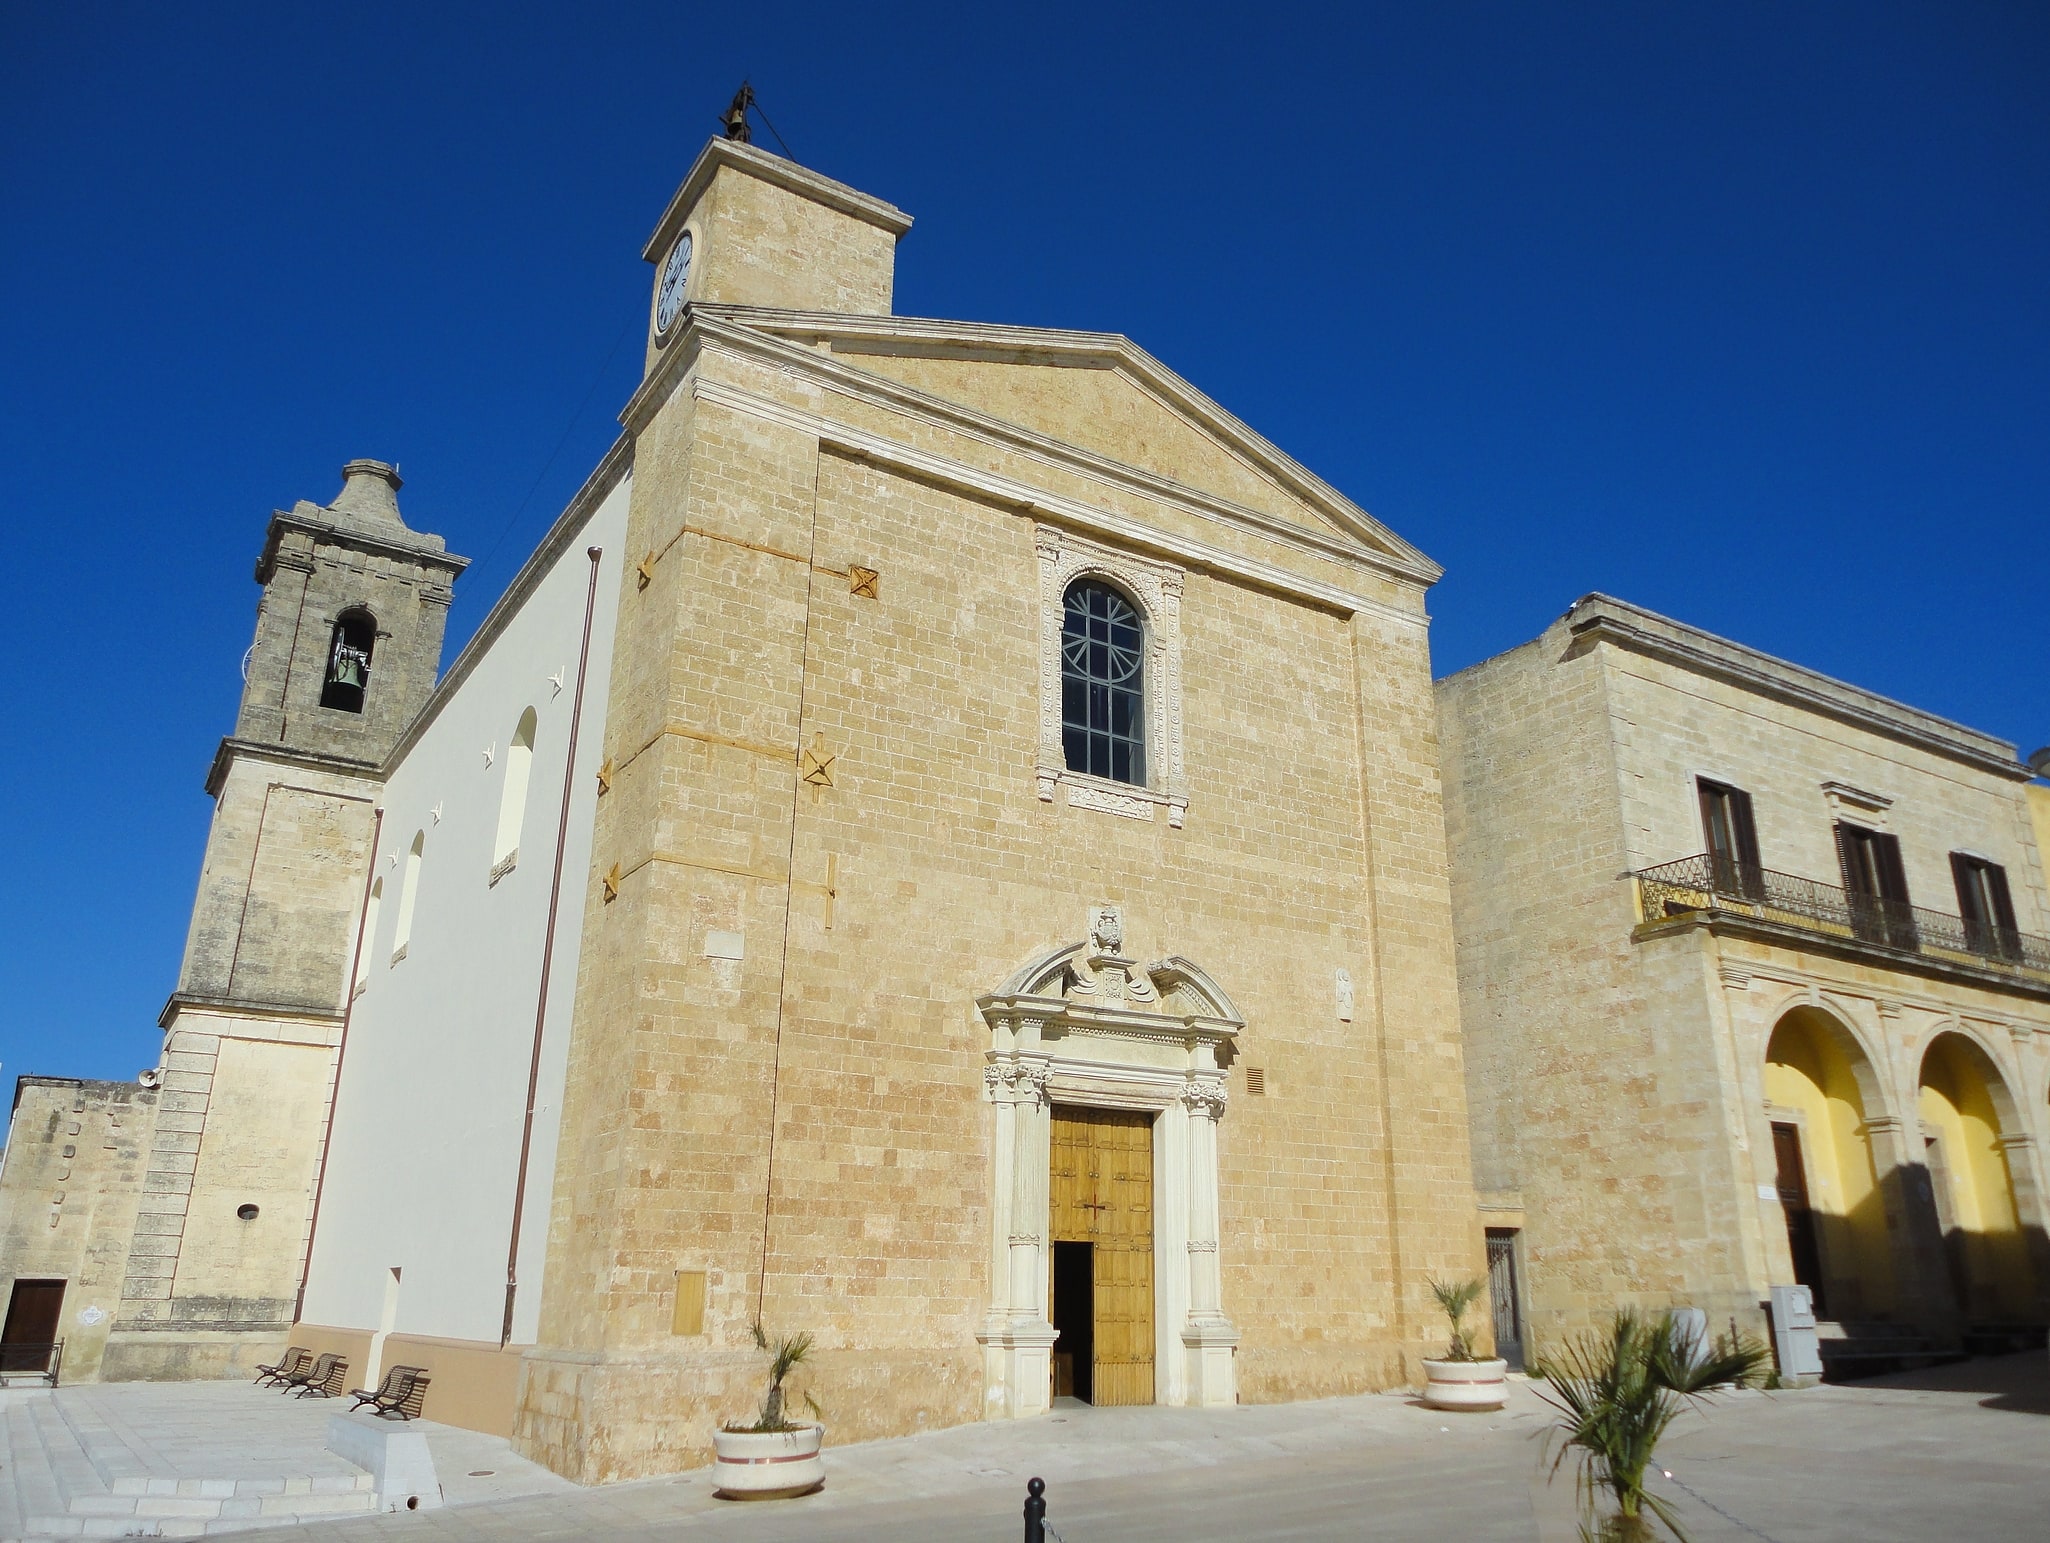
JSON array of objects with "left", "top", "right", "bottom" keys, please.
[{"left": 1830, "top": 1350, "right": 2050, "bottom": 1415}]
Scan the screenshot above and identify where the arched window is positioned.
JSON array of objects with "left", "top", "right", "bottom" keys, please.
[
  {"left": 321, "top": 610, "right": 376, "bottom": 713},
  {"left": 355, "top": 878, "right": 382, "bottom": 993},
  {"left": 392, "top": 832, "right": 424, "bottom": 962},
  {"left": 493, "top": 708, "right": 537, "bottom": 871},
  {"left": 1061, "top": 580, "right": 1146, "bottom": 786}
]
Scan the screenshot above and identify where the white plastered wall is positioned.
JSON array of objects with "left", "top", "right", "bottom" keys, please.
[{"left": 299, "top": 472, "right": 630, "bottom": 1347}]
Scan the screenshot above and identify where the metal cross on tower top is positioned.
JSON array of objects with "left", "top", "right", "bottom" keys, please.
[{"left": 721, "top": 82, "right": 754, "bottom": 143}]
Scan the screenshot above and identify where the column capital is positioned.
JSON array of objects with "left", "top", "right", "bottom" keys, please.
[{"left": 1181, "top": 1078, "right": 1227, "bottom": 1119}]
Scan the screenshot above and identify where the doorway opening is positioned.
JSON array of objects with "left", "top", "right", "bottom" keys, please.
[
  {"left": 1051, "top": 1242, "right": 1094, "bottom": 1401},
  {"left": 1, "top": 1279, "right": 66, "bottom": 1375},
  {"left": 1771, "top": 1122, "right": 1829, "bottom": 1316},
  {"left": 1049, "top": 1106, "right": 1155, "bottom": 1406},
  {"left": 1484, "top": 1229, "right": 1524, "bottom": 1370}
]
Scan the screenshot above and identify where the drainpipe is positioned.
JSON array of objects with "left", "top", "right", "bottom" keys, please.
[
  {"left": 502, "top": 546, "right": 604, "bottom": 1346},
  {"left": 296, "top": 804, "right": 384, "bottom": 1323}
]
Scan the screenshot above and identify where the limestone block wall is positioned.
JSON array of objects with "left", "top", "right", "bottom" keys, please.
[
  {"left": 519, "top": 335, "right": 1480, "bottom": 1481},
  {"left": 638, "top": 140, "right": 907, "bottom": 384},
  {"left": 174, "top": 754, "right": 380, "bottom": 1014},
  {"left": 1599, "top": 649, "right": 2050, "bottom": 933},
  {"left": 0, "top": 1079, "right": 155, "bottom": 1382},
  {"left": 1438, "top": 634, "right": 1739, "bottom": 1341},
  {"left": 101, "top": 1017, "right": 338, "bottom": 1380}
]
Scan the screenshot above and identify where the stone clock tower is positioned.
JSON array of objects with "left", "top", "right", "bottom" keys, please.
[{"left": 99, "top": 460, "right": 467, "bottom": 1381}]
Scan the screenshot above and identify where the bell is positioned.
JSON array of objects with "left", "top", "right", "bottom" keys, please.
[{"left": 331, "top": 657, "right": 365, "bottom": 689}]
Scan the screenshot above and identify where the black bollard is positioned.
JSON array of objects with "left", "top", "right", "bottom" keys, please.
[{"left": 1023, "top": 1476, "right": 1046, "bottom": 1543}]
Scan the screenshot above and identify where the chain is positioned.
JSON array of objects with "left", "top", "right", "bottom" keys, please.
[{"left": 1658, "top": 1470, "right": 1783, "bottom": 1543}]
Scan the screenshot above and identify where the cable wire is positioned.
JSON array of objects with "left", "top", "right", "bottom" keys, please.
[{"left": 466, "top": 309, "right": 637, "bottom": 587}]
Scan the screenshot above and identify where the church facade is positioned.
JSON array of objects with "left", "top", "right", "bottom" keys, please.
[
  {"left": 6, "top": 131, "right": 2046, "bottom": 1479},
  {"left": 0, "top": 137, "right": 1484, "bottom": 1479}
]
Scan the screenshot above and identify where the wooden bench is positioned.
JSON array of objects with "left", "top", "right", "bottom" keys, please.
[
  {"left": 281, "top": 1352, "right": 348, "bottom": 1398},
  {"left": 347, "top": 1364, "right": 431, "bottom": 1420},
  {"left": 254, "top": 1347, "right": 311, "bottom": 1387}
]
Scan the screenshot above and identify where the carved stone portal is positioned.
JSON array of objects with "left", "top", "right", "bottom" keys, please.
[{"left": 977, "top": 935, "right": 1242, "bottom": 1417}]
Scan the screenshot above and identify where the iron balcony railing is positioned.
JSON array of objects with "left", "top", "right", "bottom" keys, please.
[
  {"left": 1633, "top": 854, "right": 2050, "bottom": 983},
  {"left": 0, "top": 1339, "right": 62, "bottom": 1386}
]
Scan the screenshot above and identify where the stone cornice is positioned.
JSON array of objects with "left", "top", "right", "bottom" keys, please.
[
  {"left": 255, "top": 507, "right": 469, "bottom": 586},
  {"left": 1568, "top": 594, "right": 2027, "bottom": 781},
  {"left": 204, "top": 737, "right": 383, "bottom": 798},
  {"left": 381, "top": 433, "right": 634, "bottom": 772},
  {"left": 158, "top": 991, "right": 348, "bottom": 1032},
  {"left": 641, "top": 138, "right": 913, "bottom": 264},
  {"left": 1635, "top": 912, "right": 2050, "bottom": 1003},
  {"left": 683, "top": 371, "right": 1427, "bottom": 629},
  {"left": 679, "top": 304, "right": 1441, "bottom": 586}
]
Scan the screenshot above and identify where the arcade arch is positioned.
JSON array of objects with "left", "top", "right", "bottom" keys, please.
[
  {"left": 1917, "top": 1032, "right": 2034, "bottom": 1319},
  {"left": 1762, "top": 1006, "right": 1896, "bottom": 1319}
]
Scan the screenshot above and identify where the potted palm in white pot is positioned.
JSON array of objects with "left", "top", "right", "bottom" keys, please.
[
  {"left": 1420, "top": 1277, "right": 1508, "bottom": 1410},
  {"left": 711, "top": 1323, "right": 825, "bottom": 1500},
  {"left": 1540, "top": 1309, "right": 1767, "bottom": 1540}
]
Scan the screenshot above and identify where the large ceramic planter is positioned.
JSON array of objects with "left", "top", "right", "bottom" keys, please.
[
  {"left": 1421, "top": 1357, "right": 1508, "bottom": 1411},
  {"left": 711, "top": 1425, "right": 825, "bottom": 1500}
]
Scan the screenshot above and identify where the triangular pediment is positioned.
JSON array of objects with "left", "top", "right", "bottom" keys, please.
[{"left": 693, "top": 308, "right": 1439, "bottom": 584}]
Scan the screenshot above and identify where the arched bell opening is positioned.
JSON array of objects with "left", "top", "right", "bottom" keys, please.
[
  {"left": 1916, "top": 1033, "right": 2036, "bottom": 1323},
  {"left": 320, "top": 609, "right": 377, "bottom": 713},
  {"left": 1762, "top": 1007, "right": 1897, "bottom": 1321}
]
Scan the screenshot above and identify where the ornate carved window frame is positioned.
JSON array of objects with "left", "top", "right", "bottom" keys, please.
[{"left": 1034, "top": 523, "right": 1188, "bottom": 827}]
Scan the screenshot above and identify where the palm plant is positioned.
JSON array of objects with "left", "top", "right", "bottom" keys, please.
[
  {"left": 1537, "top": 1309, "right": 1768, "bottom": 1542},
  {"left": 1427, "top": 1276, "right": 1486, "bottom": 1361},
  {"left": 734, "top": 1321, "right": 823, "bottom": 1433}
]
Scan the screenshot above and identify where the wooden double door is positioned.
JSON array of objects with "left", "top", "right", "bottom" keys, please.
[{"left": 1049, "top": 1106, "right": 1155, "bottom": 1406}]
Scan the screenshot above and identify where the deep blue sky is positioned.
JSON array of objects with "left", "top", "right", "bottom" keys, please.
[{"left": 3, "top": 3, "right": 2044, "bottom": 1084}]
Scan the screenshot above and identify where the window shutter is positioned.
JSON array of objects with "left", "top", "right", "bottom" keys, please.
[
  {"left": 1988, "top": 862, "right": 2018, "bottom": 936},
  {"left": 1875, "top": 833, "right": 1911, "bottom": 905},
  {"left": 1697, "top": 780, "right": 1723, "bottom": 859},
  {"left": 1730, "top": 788, "right": 1762, "bottom": 892},
  {"left": 1951, "top": 852, "right": 1986, "bottom": 928},
  {"left": 1834, "top": 823, "right": 1863, "bottom": 895}
]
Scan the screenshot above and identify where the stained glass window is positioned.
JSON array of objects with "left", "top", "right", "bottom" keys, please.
[{"left": 1061, "top": 580, "right": 1146, "bottom": 786}]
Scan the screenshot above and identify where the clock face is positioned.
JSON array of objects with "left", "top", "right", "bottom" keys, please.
[{"left": 655, "top": 232, "right": 693, "bottom": 335}]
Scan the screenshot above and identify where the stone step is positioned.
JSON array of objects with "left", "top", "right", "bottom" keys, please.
[
  {"left": 6, "top": 1398, "right": 73, "bottom": 1538},
  {"left": 24, "top": 1400, "right": 111, "bottom": 1512},
  {"left": 18, "top": 1483, "right": 378, "bottom": 1541}
]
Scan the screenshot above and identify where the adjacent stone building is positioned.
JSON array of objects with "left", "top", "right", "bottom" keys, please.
[
  {"left": 1440, "top": 595, "right": 2050, "bottom": 1369},
  {"left": 0, "top": 1079, "right": 155, "bottom": 1383}
]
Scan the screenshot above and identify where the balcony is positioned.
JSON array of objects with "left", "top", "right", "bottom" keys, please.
[{"left": 1632, "top": 854, "right": 2050, "bottom": 993}]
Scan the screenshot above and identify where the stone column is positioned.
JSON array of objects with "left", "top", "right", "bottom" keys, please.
[
  {"left": 977, "top": 1057, "right": 1058, "bottom": 1417},
  {"left": 1008, "top": 1064, "right": 1052, "bottom": 1322},
  {"left": 1994, "top": 1133, "right": 2050, "bottom": 1319},
  {"left": 1179, "top": 1078, "right": 1239, "bottom": 1406},
  {"left": 1863, "top": 1113, "right": 1962, "bottom": 1344}
]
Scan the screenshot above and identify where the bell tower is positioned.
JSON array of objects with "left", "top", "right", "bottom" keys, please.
[
  {"left": 100, "top": 461, "right": 468, "bottom": 1382},
  {"left": 234, "top": 458, "right": 466, "bottom": 763}
]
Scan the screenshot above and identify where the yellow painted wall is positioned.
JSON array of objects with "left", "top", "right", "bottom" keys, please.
[
  {"left": 1918, "top": 1035, "right": 2030, "bottom": 1317},
  {"left": 1762, "top": 1011, "right": 1895, "bottom": 1317}
]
